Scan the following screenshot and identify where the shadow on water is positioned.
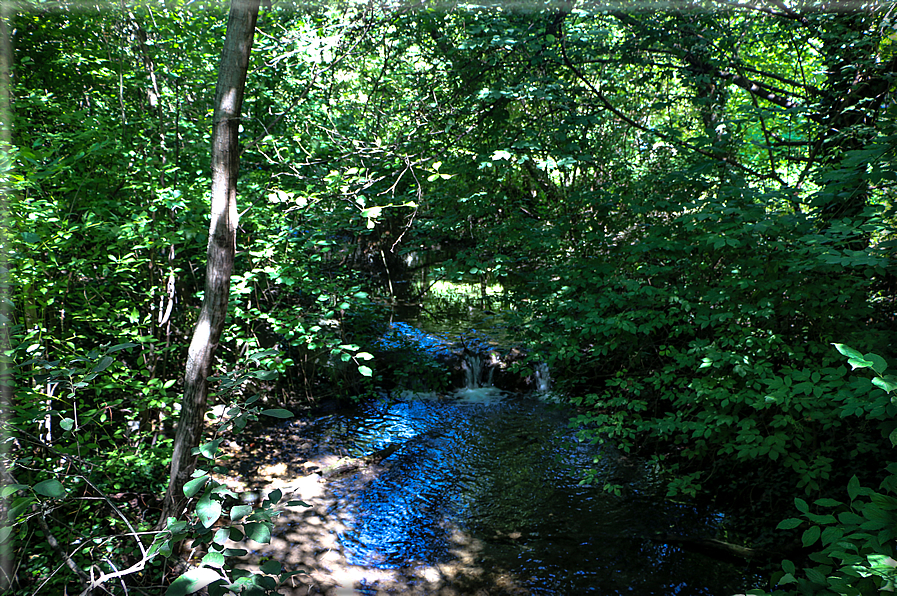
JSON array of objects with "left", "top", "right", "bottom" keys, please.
[{"left": 221, "top": 387, "right": 759, "bottom": 595}]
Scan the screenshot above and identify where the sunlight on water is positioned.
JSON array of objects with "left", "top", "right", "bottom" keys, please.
[{"left": 308, "top": 391, "right": 753, "bottom": 594}]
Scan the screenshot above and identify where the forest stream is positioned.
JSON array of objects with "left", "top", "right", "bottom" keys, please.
[{"left": 217, "top": 320, "right": 761, "bottom": 595}]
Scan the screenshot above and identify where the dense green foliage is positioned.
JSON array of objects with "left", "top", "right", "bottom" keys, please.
[{"left": 3, "top": 0, "right": 897, "bottom": 594}]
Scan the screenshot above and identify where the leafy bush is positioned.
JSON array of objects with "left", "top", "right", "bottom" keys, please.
[
  {"left": 756, "top": 347, "right": 897, "bottom": 595},
  {"left": 514, "top": 181, "right": 894, "bottom": 501}
]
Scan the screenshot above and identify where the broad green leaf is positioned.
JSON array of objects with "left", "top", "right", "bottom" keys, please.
[
  {"left": 805, "top": 567, "right": 827, "bottom": 585},
  {"left": 33, "top": 479, "right": 65, "bottom": 498},
  {"left": 196, "top": 494, "right": 222, "bottom": 528},
  {"left": 202, "top": 551, "right": 225, "bottom": 568},
  {"left": 213, "top": 528, "right": 230, "bottom": 545},
  {"left": 260, "top": 408, "right": 292, "bottom": 419},
  {"left": 847, "top": 476, "right": 862, "bottom": 501},
  {"left": 801, "top": 525, "right": 821, "bottom": 547},
  {"left": 59, "top": 417, "right": 74, "bottom": 431},
  {"left": 260, "top": 559, "right": 282, "bottom": 575},
  {"left": 244, "top": 522, "right": 272, "bottom": 544},
  {"left": 0, "top": 526, "right": 12, "bottom": 544},
  {"left": 92, "top": 356, "right": 114, "bottom": 373},
  {"left": 199, "top": 439, "right": 222, "bottom": 460},
  {"left": 794, "top": 497, "right": 809, "bottom": 513},
  {"left": 107, "top": 342, "right": 139, "bottom": 353},
  {"left": 778, "top": 573, "right": 797, "bottom": 584},
  {"left": 866, "top": 353, "right": 888, "bottom": 374},
  {"left": 230, "top": 505, "right": 253, "bottom": 521},
  {"left": 838, "top": 511, "right": 865, "bottom": 525},
  {"left": 249, "top": 349, "right": 280, "bottom": 361},
  {"left": 890, "top": 427, "right": 897, "bottom": 448},
  {"left": 847, "top": 356, "right": 874, "bottom": 370},
  {"left": 8, "top": 496, "right": 34, "bottom": 521},
  {"left": 873, "top": 376, "right": 897, "bottom": 394},
  {"left": 268, "top": 489, "right": 282, "bottom": 505},
  {"left": 814, "top": 498, "right": 843, "bottom": 507},
  {"left": 184, "top": 475, "right": 209, "bottom": 498},
  {"left": 776, "top": 518, "right": 803, "bottom": 530},
  {"left": 1, "top": 484, "right": 28, "bottom": 498},
  {"left": 166, "top": 568, "right": 223, "bottom": 596},
  {"left": 358, "top": 365, "right": 373, "bottom": 377},
  {"left": 833, "top": 344, "right": 864, "bottom": 360}
]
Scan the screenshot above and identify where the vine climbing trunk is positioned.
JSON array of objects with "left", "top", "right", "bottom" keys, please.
[{"left": 159, "top": 0, "right": 260, "bottom": 526}]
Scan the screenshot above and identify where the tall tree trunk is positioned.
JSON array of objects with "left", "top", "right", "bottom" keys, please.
[{"left": 159, "top": 0, "right": 260, "bottom": 526}]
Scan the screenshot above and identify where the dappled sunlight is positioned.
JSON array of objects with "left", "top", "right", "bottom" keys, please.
[{"left": 217, "top": 445, "right": 531, "bottom": 595}]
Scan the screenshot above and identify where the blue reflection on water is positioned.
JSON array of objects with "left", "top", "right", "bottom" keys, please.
[{"left": 310, "top": 393, "right": 753, "bottom": 594}]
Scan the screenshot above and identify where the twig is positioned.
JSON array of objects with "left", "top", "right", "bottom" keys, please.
[{"left": 32, "top": 509, "right": 91, "bottom": 592}]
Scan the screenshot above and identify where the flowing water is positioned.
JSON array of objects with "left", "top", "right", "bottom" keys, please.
[{"left": 233, "top": 316, "right": 758, "bottom": 594}]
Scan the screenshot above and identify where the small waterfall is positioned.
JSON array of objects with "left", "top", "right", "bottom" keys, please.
[
  {"left": 533, "top": 362, "right": 551, "bottom": 392},
  {"left": 455, "top": 352, "right": 503, "bottom": 403},
  {"left": 461, "top": 352, "right": 494, "bottom": 389}
]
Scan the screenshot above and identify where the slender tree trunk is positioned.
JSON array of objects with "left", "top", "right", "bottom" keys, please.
[{"left": 159, "top": 0, "right": 260, "bottom": 526}]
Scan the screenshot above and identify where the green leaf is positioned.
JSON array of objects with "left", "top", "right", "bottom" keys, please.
[
  {"left": 1, "top": 484, "right": 28, "bottom": 498},
  {"left": 838, "top": 511, "right": 865, "bottom": 525},
  {"left": 33, "top": 479, "right": 65, "bottom": 498},
  {"left": 268, "top": 489, "right": 282, "bottom": 505},
  {"left": 107, "top": 342, "right": 139, "bottom": 353},
  {"left": 794, "top": 497, "right": 809, "bottom": 513},
  {"left": 202, "top": 551, "right": 225, "bottom": 568},
  {"left": 199, "top": 439, "right": 222, "bottom": 460},
  {"left": 866, "top": 353, "right": 888, "bottom": 374},
  {"left": 260, "top": 408, "right": 292, "bottom": 419},
  {"left": 801, "top": 525, "right": 821, "bottom": 547},
  {"left": 833, "top": 344, "right": 864, "bottom": 360},
  {"left": 358, "top": 365, "right": 373, "bottom": 377},
  {"left": 184, "top": 475, "right": 209, "bottom": 498},
  {"left": 814, "top": 498, "right": 843, "bottom": 508},
  {"left": 244, "top": 522, "right": 272, "bottom": 544},
  {"left": 166, "top": 568, "right": 223, "bottom": 596},
  {"left": 0, "top": 526, "right": 12, "bottom": 544},
  {"left": 260, "top": 559, "right": 282, "bottom": 575},
  {"left": 92, "top": 356, "right": 114, "bottom": 373},
  {"left": 873, "top": 376, "right": 897, "bottom": 394},
  {"left": 777, "top": 518, "right": 803, "bottom": 530},
  {"left": 889, "top": 427, "right": 897, "bottom": 448},
  {"left": 60, "top": 417, "right": 74, "bottom": 431},
  {"left": 847, "top": 356, "right": 874, "bottom": 370},
  {"left": 848, "top": 476, "right": 862, "bottom": 501},
  {"left": 8, "top": 496, "right": 34, "bottom": 522},
  {"left": 805, "top": 567, "right": 827, "bottom": 585},
  {"left": 196, "top": 494, "right": 222, "bottom": 528},
  {"left": 230, "top": 505, "right": 253, "bottom": 521}
]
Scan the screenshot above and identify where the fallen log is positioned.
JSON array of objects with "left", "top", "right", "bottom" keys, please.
[{"left": 651, "top": 533, "right": 779, "bottom": 564}]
